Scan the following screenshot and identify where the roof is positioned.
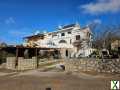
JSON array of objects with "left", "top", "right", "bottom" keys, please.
[
  {"left": 23, "top": 33, "right": 44, "bottom": 39},
  {"left": 62, "top": 24, "right": 76, "bottom": 29},
  {"left": 50, "top": 24, "right": 77, "bottom": 33}
]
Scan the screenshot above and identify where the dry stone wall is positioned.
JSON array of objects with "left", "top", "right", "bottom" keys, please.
[
  {"left": 6, "top": 57, "right": 62, "bottom": 70},
  {"left": 65, "top": 58, "right": 120, "bottom": 73},
  {"left": 17, "top": 57, "right": 37, "bottom": 70},
  {"left": 6, "top": 57, "right": 37, "bottom": 70},
  {"left": 65, "top": 59, "right": 97, "bottom": 72},
  {"left": 97, "top": 59, "right": 120, "bottom": 73},
  {"left": 6, "top": 57, "right": 16, "bottom": 70}
]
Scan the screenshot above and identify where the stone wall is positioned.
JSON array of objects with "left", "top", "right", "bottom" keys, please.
[
  {"left": 65, "top": 58, "right": 120, "bottom": 73},
  {"left": 6, "top": 57, "right": 16, "bottom": 70},
  {"left": 17, "top": 57, "right": 37, "bottom": 70},
  {"left": 6, "top": 57, "right": 37, "bottom": 70},
  {"left": 6, "top": 57, "right": 62, "bottom": 70},
  {"left": 97, "top": 59, "right": 120, "bottom": 73},
  {"left": 65, "top": 59, "right": 98, "bottom": 72},
  {"left": 38, "top": 59, "right": 62, "bottom": 67}
]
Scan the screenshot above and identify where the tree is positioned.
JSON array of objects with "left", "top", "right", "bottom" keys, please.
[
  {"left": 92, "top": 25, "right": 120, "bottom": 50},
  {"left": 0, "top": 42, "right": 7, "bottom": 47}
]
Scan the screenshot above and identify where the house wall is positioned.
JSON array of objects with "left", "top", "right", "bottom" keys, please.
[
  {"left": 60, "top": 48, "right": 73, "bottom": 58},
  {"left": 111, "top": 40, "right": 120, "bottom": 50}
]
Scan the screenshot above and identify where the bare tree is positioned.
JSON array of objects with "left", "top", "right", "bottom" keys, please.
[
  {"left": 0, "top": 42, "right": 7, "bottom": 47},
  {"left": 92, "top": 25, "right": 120, "bottom": 50}
]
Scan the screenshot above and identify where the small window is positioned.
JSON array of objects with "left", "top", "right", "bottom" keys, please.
[
  {"left": 52, "top": 34, "right": 57, "bottom": 38},
  {"left": 61, "top": 33, "right": 65, "bottom": 36},
  {"left": 68, "top": 31, "right": 71, "bottom": 34},
  {"left": 76, "top": 35, "right": 80, "bottom": 40}
]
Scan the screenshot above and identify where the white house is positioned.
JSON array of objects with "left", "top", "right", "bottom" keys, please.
[{"left": 23, "top": 23, "right": 93, "bottom": 58}]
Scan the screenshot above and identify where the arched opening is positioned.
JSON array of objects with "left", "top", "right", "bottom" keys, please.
[{"left": 59, "top": 40, "right": 67, "bottom": 43}]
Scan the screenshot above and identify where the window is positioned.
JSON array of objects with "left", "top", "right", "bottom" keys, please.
[
  {"left": 47, "top": 41, "right": 55, "bottom": 46},
  {"left": 61, "top": 33, "right": 65, "bottom": 36},
  {"left": 59, "top": 40, "right": 67, "bottom": 43},
  {"left": 68, "top": 31, "right": 71, "bottom": 34},
  {"left": 76, "top": 35, "right": 80, "bottom": 40}
]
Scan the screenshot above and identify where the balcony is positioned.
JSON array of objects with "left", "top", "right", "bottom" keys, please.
[{"left": 72, "top": 40, "right": 82, "bottom": 47}]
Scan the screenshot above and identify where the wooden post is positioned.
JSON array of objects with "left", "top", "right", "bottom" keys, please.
[
  {"left": 36, "top": 48, "right": 38, "bottom": 68},
  {"left": 15, "top": 47, "right": 19, "bottom": 68},
  {"left": 85, "top": 60, "right": 87, "bottom": 71}
]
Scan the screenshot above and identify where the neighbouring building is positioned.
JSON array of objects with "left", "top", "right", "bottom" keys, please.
[
  {"left": 23, "top": 33, "right": 45, "bottom": 47},
  {"left": 111, "top": 40, "right": 120, "bottom": 50},
  {"left": 23, "top": 23, "right": 93, "bottom": 58}
]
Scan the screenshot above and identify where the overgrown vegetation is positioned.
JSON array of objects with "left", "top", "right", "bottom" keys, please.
[
  {"left": 93, "top": 25, "right": 120, "bottom": 58},
  {"left": 92, "top": 25, "right": 120, "bottom": 50}
]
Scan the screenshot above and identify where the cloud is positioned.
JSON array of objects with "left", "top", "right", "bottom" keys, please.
[
  {"left": 80, "top": 0, "right": 120, "bottom": 14},
  {"left": 5, "top": 17, "right": 15, "bottom": 24},
  {"left": 93, "top": 19, "right": 101, "bottom": 24},
  {"left": 9, "top": 28, "right": 32, "bottom": 37},
  {"left": 9, "top": 31, "right": 28, "bottom": 36},
  {"left": 87, "top": 19, "right": 102, "bottom": 25}
]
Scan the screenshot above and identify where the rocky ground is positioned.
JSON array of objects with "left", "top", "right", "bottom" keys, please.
[{"left": 0, "top": 68, "right": 120, "bottom": 90}]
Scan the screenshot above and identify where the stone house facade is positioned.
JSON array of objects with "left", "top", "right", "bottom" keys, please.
[{"left": 23, "top": 23, "right": 93, "bottom": 58}]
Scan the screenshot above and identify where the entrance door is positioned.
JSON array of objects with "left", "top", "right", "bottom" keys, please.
[{"left": 66, "top": 50, "right": 68, "bottom": 57}]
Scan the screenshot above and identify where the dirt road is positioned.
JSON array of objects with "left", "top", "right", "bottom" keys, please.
[{"left": 0, "top": 70, "right": 120, "bottom": 90}]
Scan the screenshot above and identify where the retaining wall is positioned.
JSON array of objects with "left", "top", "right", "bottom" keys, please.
[
  {"left": 65, "top": 59, "right": 98, "bottom": 72},
  {"left": 65, "top": 58, "right": 120, "bottom": 73}
]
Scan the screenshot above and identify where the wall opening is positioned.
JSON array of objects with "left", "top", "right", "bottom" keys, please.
[{"left": 66, "top": 50, "right": 68, "bottom": 57}]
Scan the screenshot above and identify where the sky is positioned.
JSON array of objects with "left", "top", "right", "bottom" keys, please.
[{"left": 0, "top": 0, "right": 120, "bottom": 44}]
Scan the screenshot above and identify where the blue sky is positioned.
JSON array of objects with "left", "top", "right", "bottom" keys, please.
[{"left": 0, "top": 0, "right": 120, "bottom": 44}]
